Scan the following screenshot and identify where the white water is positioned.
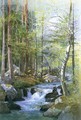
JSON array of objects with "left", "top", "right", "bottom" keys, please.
[{"left": 16, "top": 82, "right": 61, "bottom": 111}]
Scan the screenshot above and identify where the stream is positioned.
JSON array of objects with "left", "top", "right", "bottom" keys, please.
[{"left": 0, "top": 82, "right": 61, "bottom": 120}]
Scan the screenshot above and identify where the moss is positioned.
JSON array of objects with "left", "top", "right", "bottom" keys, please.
[
  {"left": 50, "top": 95, "right": 81, "bottom": 114},
  {"left": 14, "top": 79, "right": 35, "bottom": 89},
  {"left": 0, "top": 86, "right": 6, "bottom": 101},
  {"left": 67, "top": 83, "right": 78, "bottom": 94},
  {"left": 6, "top": 84, "right": 12, "bottom": 87},
  {"left": 55, "top": 103, "right": 67, "bottom": 110},
  {"left": 70, "top": 103, "right": 80, "bottom": 114},
  {"left": 13, "top": 76, "right": 43, "bottom": 89}
]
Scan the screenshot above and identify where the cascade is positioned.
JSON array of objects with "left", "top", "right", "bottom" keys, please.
[{"left": 16, "top": 82, "right": 61, "bottom": 111}]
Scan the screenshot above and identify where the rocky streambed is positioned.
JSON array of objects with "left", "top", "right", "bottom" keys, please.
[{"left": 0, "top": 81, "right": 80, "bottom": 120}]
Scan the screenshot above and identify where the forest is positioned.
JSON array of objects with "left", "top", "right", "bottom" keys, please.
[{"left": 0, "top": 0, "right": 81, "bottom": 120}]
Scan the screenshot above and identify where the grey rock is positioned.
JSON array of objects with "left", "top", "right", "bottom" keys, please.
[
  {"left": 43, "top": 74, "right": 60, "bottom": 82},
  {"left": 31, "top": 88, "right": 37, "bottom": 95},
  {"left": 40, "top": 104, "right": 53, "bottom": 112},
  {"left": 1, "top": 84, "right": 17, "bottom": 101},
  {"left": 45, "top": 87, "right": 59, "bottom": 102},
  {"left": 14, "top": 89, "right": 24, "bottom": 101},
  {"left": 0, "top": 102, "right": 10, "bottom": 113},
  {"left": 58, "top": 112, "right": 73, "bottom": 120},
  {"left": 8, "top": 103, "right": 21, "bottom": 110},
  {"left": 55, "top": 97, "right": 62, "bottom": 105},
  {"left": 43, "top": 107, "right": 62, "bottom": 117},
  {"left": 5, "top": 64, "right": 20, "bottom": 79},
  {"left": 13, "top": 64, "right": 20, "bottom": 76}
]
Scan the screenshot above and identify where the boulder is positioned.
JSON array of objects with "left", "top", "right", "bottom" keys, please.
[
  {"left": 43, "top": 74, "right": 60, "bottom": 82},
  {"left": 31, "top": 88, "right": 37, "bottom": 95},
  {"left": 43, "top": 107, "right": 62, "bottom": 117},
  {"left": 23, "top": 88, "right": 27, "bottom": 97},
  {"left": 57, "top": 86, "right": 63, "bottom": 95},
  {"left": 1, "top": 84, "right": 17, "bottom": 101},
  {"left": 57, "top": 106, "right": 73, "bottom": 120},
  {"left": 58, "top": 112, "right": 73, "bottom": 120},
  {"left": 45, "top": 93, "right": 57, "bottom": 102},
  {"left": 5, "top": 65, "right": 20, "bottom": 79},
  {"left": 0, "top": 102, "right": 10, "bottom": 113},
  {"left": 40, "top": 104, "right": 53, "bottom": 112},
  {"left": 14, "top": 89, "right": 25, "bottom": 101},
  {"left": 55, "top": 97, "right": 62, "bottom": 105},
  {"left": 13, "top": 64, "right": 20, "bottom": 76},
  {"left": 8, "top": 103, "right": 21, "bottom": 110},
  {"left": 45, "top": 87, "right": 59, "bottom": 102},
  {"left": 0, "top": 85, "right": 6, "bottom": 101},
  {"left": 58, "top": 104, "right": 81, "bottom": 120}
]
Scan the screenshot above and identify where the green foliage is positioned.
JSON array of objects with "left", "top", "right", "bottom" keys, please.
[
  {"left": 12, "top": 42, "right": 27, "bottom": 62},
  {"left": 51, "top": 95, "right": 81, "bottom": 115},
  {"left": 14, "top": 76, "right": 37, "bottom": 89},
  {"left": 0, "top": 86, "right": 6, "bottom": 101}
]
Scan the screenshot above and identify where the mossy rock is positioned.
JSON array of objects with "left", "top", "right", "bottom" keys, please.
[
  {"left": 0, "top": 102, "right": 10, "bottom": 113},
  {"left": 54, "top": 103, "right": 68, "bottom": 110},
  {"left": 70, "top": 103, "right": 80, "bottom": 114},
  {"left": 14, "top": 76, "right": 44, "bottom": 89},
  {"left": 0, "top": 86, "right": 6, "bottom": 101},
  {"left": 14, "top": 89, "right": 25, "bottom": 101},
  {"left": 52, "top": 96, "right": 81, "bottom": 117},
  {"left": 13, "top": 77, "right": 36, "bottom": 89},
  {"left": 8, "top": 103, "right": 21, "bottom": 110},
  {"left": 40, "top": 104, "right": 53, "bottom": 112}
]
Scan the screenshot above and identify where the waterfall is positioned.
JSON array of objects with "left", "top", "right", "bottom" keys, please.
[
  {"left": 16, "top": 82, "right": 61, "bottom": 111},
  {"left": 27, "top": 89, "right": 32, "bottom": 99}
]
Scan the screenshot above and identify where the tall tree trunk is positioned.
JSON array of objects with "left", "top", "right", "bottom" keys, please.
[
  {"left": 7, "top": 0, "right": 13, "bottom": 82},
  {"left": 1, "top": 0, "right": 5, "bottom": 81},
  {"left": 72, "top": 3, "right": 75, "bottom": 82},
  {"left": 24, "top": 0, "right": 29, "bottom": 73},
  {"left": 41, "top": 15, "right": 44, "bottom": 77},
  {"left": 61, "top": 43, "right": 71, "bottom": 95},
  {"left": 25, "top": 0, "right": 28, "bottom": 28},
  {"left": 61, "top": 0, "right": 72, "bottom": 95},
  {"left": 16, "top": 0, "right": 18, "bottom": 12},
  {"left": 35, "top": 33, "right": 38, "bottom": 77}
]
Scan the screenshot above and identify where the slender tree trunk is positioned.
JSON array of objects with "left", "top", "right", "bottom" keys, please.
[
  {"left": 41, "top": 15, "right": 44, "bottom": 77},
  {"left": 8, "top": 0, "right": 13, "bottom": 82},
  {"left": 25, "top": 0, "right": 28, "bottom": 28},
  {"left": 20, "top": 0, "right": 24, "bottom": 72},
  {"left": 35, "top": 33, "right": 38, "bottom": 77},
  {"left": 16, "top": 0, "right": 18, "bottom": 12},
  {"left": 22, "top": 0, "right": 24, "bottom": 26},
  {"left": 72, "top": 3, "right": 75, "bottom": 81},
  {"left": 61, "top": 0, "right": 72, "bottom": 95},
  {"left": 1, "top": 0, "right": 5, "bottom": 81},
  {"left": 24, "top": 0, "right": 29, "bottom": 74},
  {"left": 61, "top": 43, "right": 71, "bottom": 95}
]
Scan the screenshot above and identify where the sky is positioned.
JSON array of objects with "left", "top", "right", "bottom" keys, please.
[
  {"left": 28, "top": 0, "right": 81, "bottom": 41},
  {"left": 32, "top": 0, "right": 81, "bottom": 41}
]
